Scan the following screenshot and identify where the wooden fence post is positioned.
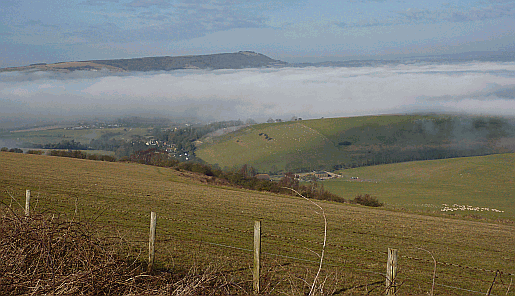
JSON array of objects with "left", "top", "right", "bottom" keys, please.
[
  {"left": 25, "top": 190, "right": 30, "bottom": 217},
  {"left": 386, "top": 248, "right": 398, "bottom": 295},
  {"left": 253, "top": 220, "right": 261, "bottom": 294},
  {"left": 149, "top": 211, "right": 157, "bottom": 272}
]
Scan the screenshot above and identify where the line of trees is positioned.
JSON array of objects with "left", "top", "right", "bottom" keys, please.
[
  {"left": 30, "top": 140, "right": 89, "bottom": 150},
  {"left": 3, "top": 146, "right": 378, "bottom": 206},
  {"left": 1, "top": 147, "right": 116, "bottom": 162},
  {"left": 127, "top": 149, "right": 345, "bottom": 203},
  {"left": 48, "top": 150, "right": 116, "bottom": 162}
]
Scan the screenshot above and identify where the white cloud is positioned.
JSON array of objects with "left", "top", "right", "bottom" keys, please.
[{"left": 2, "top": 61, "right": 515, "bottom": 122}]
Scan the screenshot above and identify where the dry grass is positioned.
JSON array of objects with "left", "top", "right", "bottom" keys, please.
[
  {"left": 0, "top": 204, "right": 352, "bottom": 296},
  {"left": 0, "top": 206, "right": 147, "bottom": 295},
  {"left": 0, "top": 205, "right": 260, "bottom": 296},
  {"left": 3, "top": 152, "right": 515, "bottom": 295}
]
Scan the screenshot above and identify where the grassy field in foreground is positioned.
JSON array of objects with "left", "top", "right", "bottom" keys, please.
[
  {"left": 2, "top": 152, "right": 515, "bottom": 295},
  {"left": 323, "top": 153, "right": 515, "bottom": 221}
]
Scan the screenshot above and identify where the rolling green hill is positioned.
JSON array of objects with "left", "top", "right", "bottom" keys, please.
[
  {"left": 323, "top": 153, "right": 515, "bottom": 220},
  {"left": 196, "top": 114, "right": 515, "bottom": 173},
  {"left": 197, "top": 121, "right": 342, "bottom": 173},
  {"left": 2, "top": 152, "right": 515, "bottom": 295}
]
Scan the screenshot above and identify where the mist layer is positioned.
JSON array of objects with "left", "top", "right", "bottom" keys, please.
[{"left": 2, "top": 61, "right": 515, "bottom": 123}]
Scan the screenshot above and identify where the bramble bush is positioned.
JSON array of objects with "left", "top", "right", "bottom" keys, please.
[
  {"left": 9, "top": 148, "right": 23, "bottom": 153},
  {"left": 351, "top": 194, "right": 383, "bottom": 207},
  {"left": 27, "top": 150, "right": 43, "bottom": 155}
]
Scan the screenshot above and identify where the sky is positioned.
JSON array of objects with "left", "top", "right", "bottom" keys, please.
[
  {"left": 2, "top": 0, "right": 515, "bottom": 67},
  {"left": 2, "top": 0, "right": 515, "bottom": 126}
]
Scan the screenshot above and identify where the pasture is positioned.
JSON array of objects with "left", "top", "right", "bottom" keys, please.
[
  {"left": 324, "top": 153, "right": 515, "bottom": 221},
  {"left": 197, "top": 121, "right": 342, "bottom": 172},
  {"left": 197, "top": 114, "right": 515, "bottom": 173},
  {"left": 2, "top": 152, "right": 515, "bottom": 295},
  {"left": 0, "top": 126, "right": 150, "bottom": 147}
]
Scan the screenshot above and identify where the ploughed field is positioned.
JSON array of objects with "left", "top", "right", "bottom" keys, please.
[{"left": 2, "top": 152, "right": 515, "bottom": 295}]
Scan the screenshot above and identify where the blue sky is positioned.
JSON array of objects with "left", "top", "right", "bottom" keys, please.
[{"left": 2, "top": 0, "right": 515, "bottom": 67}]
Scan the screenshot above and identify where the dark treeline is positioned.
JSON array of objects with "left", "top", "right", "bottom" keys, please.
[
  {"left": 331, "top": 146, "right": 502, "bottom": 171},
  {"left": 31, "top": 140, "right": 90, "bottom": 150},
  {"left": 29, "top": 137, "right": 145, "bottom": 159},
  {"left": 1, "top": 147, "right": 23, "bottom": 153},
  {"left": 0, "top": 147, "right": 116, "bottom": 162},
  {"left": 89, "top": 132, "right": 125, "bottom": 151},
  {"left": 48, "top": 150, "right": 116, "bottom": 162},
  {"left": 291, "top": 116, "right": 515, "bottom": 172}
]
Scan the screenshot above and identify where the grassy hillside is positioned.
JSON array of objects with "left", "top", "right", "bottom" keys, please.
[
  {"left": 2, "top": 152, "right": 515, "bottom": 295},
  {"left": 1, "top": 51, "right": 287, "bottom": 73},
  {"left": 323, "top": 153, "right": 515, "bottom": 221},
  {"left": 198, "top": 121, "right": 342, "bottom": 172},
  {"left": 92, "top": 51, "right": 286, "bottom": 71},
  {"left": 1, "top": 127, "right": 150, "bottom": 147},
  {"left": 196, "top": 114, "right": 515, "bottom": 173}
]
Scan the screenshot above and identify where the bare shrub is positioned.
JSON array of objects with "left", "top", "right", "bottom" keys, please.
[
  {"left": 27, "top": 150, "right": 44, "bottom": 155},
  {"left": 351, "top": 194, "right": 383, "bottom": 207},
  {"left": 0, "top": 206, "right": 252, "bottom": 295},
  {"left": 0, "top": 207, "right": 146, "bottom": 295}
]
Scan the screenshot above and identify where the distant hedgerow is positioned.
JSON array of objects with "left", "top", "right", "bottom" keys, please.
[
  {"left": 27, "top": 150, "right": 43, "bottom": 155},
  {"left": 48, "top": 150, "right": 116, "bottom": 162},
  {"left": 351, "top": 194, "right": 383, "bottom": 207}
]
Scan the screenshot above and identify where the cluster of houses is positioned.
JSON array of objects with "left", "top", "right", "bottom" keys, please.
[
  {"left": 254, "top": 171, "right": 340, "bottom": 182},
  {"left": 142, "top": 137, "right": 193, "bottom": 161},
  {"left": 266, "top": 116, "right": 303, "bottom": 124},
  {"left": 144, "top": 138, "right": 177, "bottom": 152}
]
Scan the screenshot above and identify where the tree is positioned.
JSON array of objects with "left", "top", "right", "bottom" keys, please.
[{"left": 239, "top": 164, "right": 248, "bottom": 178}]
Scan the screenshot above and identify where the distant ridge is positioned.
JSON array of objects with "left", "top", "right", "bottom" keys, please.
[
  {"left": 92, "top": 51, "right": 287, "bottom": 71},
  {"left": 3, "top": 50, "right": 514, "bottom": 73},
  {"left": 0, "top": 51, "right": 288, "bottom": 73}
]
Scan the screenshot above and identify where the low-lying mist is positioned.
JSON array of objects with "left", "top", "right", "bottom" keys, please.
[{"left": 2, "top": 61, "right": 515, "bottom": 124}]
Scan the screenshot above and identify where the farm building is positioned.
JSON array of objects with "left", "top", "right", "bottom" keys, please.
[
  {"left": 314, "top": 171, "right": 330, "bottom": 179},
  {"left": 255, "top": 174, "right": 271, "bottom": 181}
]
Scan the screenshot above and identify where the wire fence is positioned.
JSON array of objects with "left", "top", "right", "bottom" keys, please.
[{"left": 6, "top": 189, "right": 515, "bottom": 296}]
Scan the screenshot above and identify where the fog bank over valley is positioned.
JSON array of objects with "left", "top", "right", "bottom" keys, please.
[{"left": 2, "top": 61, "right": 515, "bottom": 125}]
